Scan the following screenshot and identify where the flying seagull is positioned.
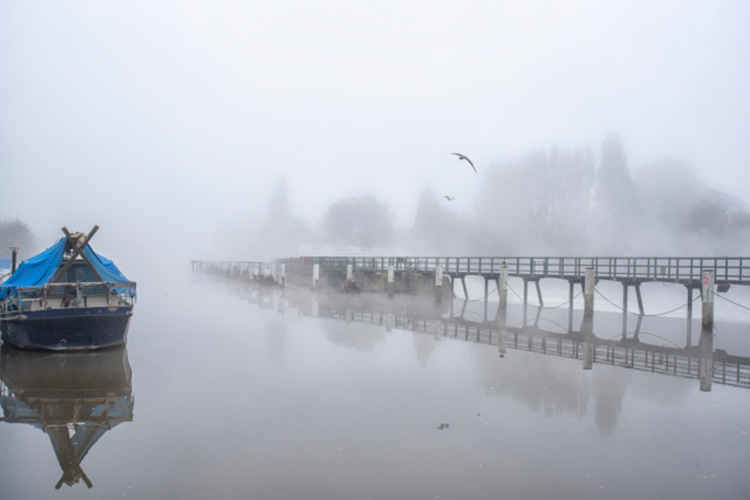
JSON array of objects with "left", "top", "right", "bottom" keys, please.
[
  {"left": 451, "top": 152, "right": 477, "bottom": 173},
  {"left": 443, "top": 195, "right": 455, "bottom": 201}
]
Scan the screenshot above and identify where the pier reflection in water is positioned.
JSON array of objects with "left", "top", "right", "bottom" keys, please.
[
  {"left": 237, "top": 283, "right": 750, "bottom": 393},
  {"left": 0, "top": 346, "right": 133, "bottom": 489}
]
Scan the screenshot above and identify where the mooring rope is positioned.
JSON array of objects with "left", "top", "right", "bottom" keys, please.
[
  {"left": 593, "top": 287, "right": 700, "bottom": 318},
  {"left": 715, "top": 293, "right": 750, "bottom": 313}
]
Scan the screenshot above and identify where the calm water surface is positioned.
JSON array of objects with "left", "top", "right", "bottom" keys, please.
[{"left": 1, "top": 272, "right": 750, "bottom": 499}]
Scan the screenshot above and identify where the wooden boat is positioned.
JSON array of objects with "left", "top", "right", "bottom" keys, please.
[
  {"left": 0, "top": 226, "right": 136, "bottom": 350},
  {"left": 0, "top": 345, "right": 133, "bottom": 488}
]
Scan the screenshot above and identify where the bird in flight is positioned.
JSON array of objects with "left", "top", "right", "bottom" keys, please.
[
  {"left": 443, "top": 195, "right": 455, "bottom": 201},
  {"left": 451, "top": 152, "right": 477, "bottom": 173}
]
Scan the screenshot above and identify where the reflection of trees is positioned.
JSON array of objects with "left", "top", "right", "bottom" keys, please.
[
  {"left": 265, "top": 315, "right": 288, "bottom": 365},
  {"left": 412, "top": 331, "right": 438, "bottom": 367},
  {"left": 591, "top": 369, "right": 627, "bottom": 435},
  {"left": 323, "top": 318, "right": 386, "bottom": 352},
  {"left": 474, "top": 346, "right": 593, "bottom": 419},
  {"left": 242, "top": 284, "right": 706, "bottom": 436}
]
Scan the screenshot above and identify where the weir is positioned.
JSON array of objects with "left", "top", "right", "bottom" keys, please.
[{"left": 191, "top": 255, "right": 750, "bottom": 327}]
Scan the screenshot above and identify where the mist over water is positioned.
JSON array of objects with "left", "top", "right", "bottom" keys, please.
[{"left": 2, "top": 2, "right": 750, "bottom": 498}]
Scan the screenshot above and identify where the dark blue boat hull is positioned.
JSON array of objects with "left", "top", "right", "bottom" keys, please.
[{"left": 1, "top": 307, "right": 132, "bottom": 351}]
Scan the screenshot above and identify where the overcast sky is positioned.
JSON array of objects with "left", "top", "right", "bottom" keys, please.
[{"left": 1, "top": 1, "right": 748, "bottom": 257}]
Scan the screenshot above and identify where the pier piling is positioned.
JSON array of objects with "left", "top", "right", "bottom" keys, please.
[
  {"left": 435, "top": 264, "right": 443, "bottom": 303},
  {"left": 622, "top": 282, "right": 629, "bottom": 335},
  {"left": 312, "top": 263, "right": 320, "bottom": 289},
  {"left": 498, "top": 264, "right": 508, "bottom": 310},
  {"left": 702, "top": 270, "right": 714, "bottom": 332},
  {"left": 699, "top": 329, "right": 713, "bottom": 392},
  {"left": 584, "top": 268, "right": 595, "bottom": 317},
  {"left": 523, "top": 279, "right": 529, "bottom": 308}
]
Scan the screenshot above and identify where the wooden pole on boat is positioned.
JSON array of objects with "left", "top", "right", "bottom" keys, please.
[
  {"left": 10, "top": 247, "right": 18, "bottom": 273},
  {"left": 53, "top": 226, "right": 101, "bottom": 282}
]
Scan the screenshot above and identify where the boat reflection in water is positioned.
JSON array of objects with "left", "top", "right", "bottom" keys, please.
[{"left": 0, "top": 345, "right": 133, "bottom": 489}]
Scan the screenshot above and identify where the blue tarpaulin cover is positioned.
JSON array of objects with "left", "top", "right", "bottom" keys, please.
[
  {"left": 81, "top": 245, "right": 134, "bottom": 296},
  {"left": 0, "top": 238, "right": 134, "bottom": 299},
  {"left": 0, "top": 238, "right": 66, "bottom": 299}
]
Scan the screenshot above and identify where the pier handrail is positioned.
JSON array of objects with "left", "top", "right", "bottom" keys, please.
[{"left": 268, "top": 256, "right": 750, "bottom": 284}]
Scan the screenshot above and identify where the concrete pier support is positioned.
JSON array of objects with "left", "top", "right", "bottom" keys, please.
[
  {"left": 435, "top": 264, "right": 444, "bottom": 303},
  {"left": 483, "top": 277, "right": 489, "bottom": 322},
  {"left": 312, "top": 263, "right": 320, "bottom": 289},
  {"left": 584, "top": 268, "right": 595, "bottom": 317},
  {"left": 461, "top": 276, "right": 469, "bottom": 300},
  {"left": 568, "top": 280, "right": 574, "bottom": 332},
  {"left": 621, "top": 282, "right": 628, "bottom": 335},
  {"left": 279, "top": 263, "right": 286, "bottom": 287},
  {"left": 497, "top": 326, "right": 506, "bottom": 358},
  {"left": 686, "top": 286, "right": 694, "bottom": 347},
  {"left": 496, "top": 273, "right": 507, "bottom": 358},
  {"left": 582, "top": 314, "right": 593, "bottom": 370},
  {"left": 498, "top": 264, "right": 508, "bottom": 310},
  {"left": 699, "top": 329, "right": 714, "bottom": 392},
  {"left": 522, "top": 279, "right": 529, "bottom": 327},
  {"left": 387, "top": 265, "right": 394, "bottom": 296},
  {"left": 701, "top": 270, "right": 714, "bottom": 332},
  {"left": 523, "top": 279, "right": 529, "bottom": 308},
  {"left": 346, "top": 264, "right": 353, "bottom": 283}
]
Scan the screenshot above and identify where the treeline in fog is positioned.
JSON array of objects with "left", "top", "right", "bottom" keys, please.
[
  {"left": 241, "top": 134, "right": 750, "bottom": 257},
  {"left": 0, "top": 220, "right": 35, "bottom": 259}
]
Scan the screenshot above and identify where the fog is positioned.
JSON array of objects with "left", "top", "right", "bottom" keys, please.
[{"left": 2, "top": 1, "right": 749, "bottom": 266}]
